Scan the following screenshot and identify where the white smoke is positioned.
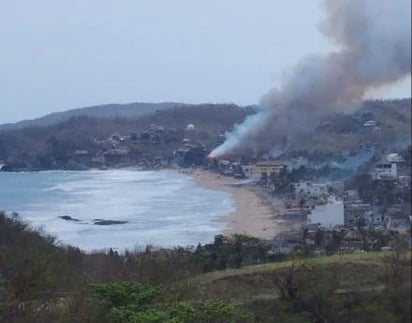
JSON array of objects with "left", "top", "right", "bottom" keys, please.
[{"left": 209, "top": 0, "right": 411, "bottom": 158}]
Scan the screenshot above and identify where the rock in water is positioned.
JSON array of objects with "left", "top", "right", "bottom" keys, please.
[
  {"left": 93, "top": 219, "right": 129, "bottom": 225},
  {"left": 58, "top": 215, "right": 81, "bottom": 222}
]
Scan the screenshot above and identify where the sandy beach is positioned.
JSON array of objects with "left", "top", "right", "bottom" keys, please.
[{"left": 180, "top": 168, "right": 293, "bottom": 240}]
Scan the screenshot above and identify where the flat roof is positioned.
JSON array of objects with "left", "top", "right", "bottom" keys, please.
[{"left": 255, "top": 160, "right": 285, "bottom": 166}]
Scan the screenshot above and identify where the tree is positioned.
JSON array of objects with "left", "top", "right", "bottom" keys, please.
[
  {"left": 314, "top": 229, "right": 325, "bottom": 248},
  {"left": 0, "top": 275, "right": 5, "bottom": 321}
]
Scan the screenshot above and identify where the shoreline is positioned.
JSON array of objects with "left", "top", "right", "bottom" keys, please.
[
  {"left": 1, "top": 167, "right": 300, "bottom": 241},
  {"left": 179, "top": 168, "right": 293, "bottom": 240}
]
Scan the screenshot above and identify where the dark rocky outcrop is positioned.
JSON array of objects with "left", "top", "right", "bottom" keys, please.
[
  {"left": 58, "top": 215, "right": 81, "bottom": 222},
  {"left": 92, "top": 219, "right": 129, "bottom": 225}
]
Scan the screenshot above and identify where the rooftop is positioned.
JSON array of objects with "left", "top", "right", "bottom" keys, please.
[
  {"left": 376, "top": 157, "right": 392, "bottom": 165},
  {"left": 255, "top": 160, "right": 285, "bottom": 167}
]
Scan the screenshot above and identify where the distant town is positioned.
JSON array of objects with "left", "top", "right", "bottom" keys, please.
[{"left": 0, "top": 99, "right": 410, "bottom": 256}]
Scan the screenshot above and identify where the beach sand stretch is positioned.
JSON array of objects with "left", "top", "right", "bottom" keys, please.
[{"left": 180, "top": 169, "right": 295, "bottom": 240}]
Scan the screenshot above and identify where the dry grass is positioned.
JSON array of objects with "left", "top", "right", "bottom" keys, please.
[{"left": 186, "top": 250, "right": 411, "bottom": 302}]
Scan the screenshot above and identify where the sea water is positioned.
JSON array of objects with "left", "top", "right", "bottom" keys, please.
[{"left": 0, "top": 169, "right": 234, "bottom": 251}]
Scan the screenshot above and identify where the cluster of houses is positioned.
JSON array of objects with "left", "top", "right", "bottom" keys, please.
[
  {"left": 319, "top": 110, "right": 382, "bottom": 137},
  {"left": 68, "top": 123, "right": 209, "bottom": 169},
  {"left": 344, "top": 153, "right": 410, "bottom": 230},
  {"left": 62, "top": 129, "right": 411, "bottom": 236},
  {"left": 269, "top": 151, "right": 410, "bottom": 253},
  {"left": 212, "top": 150, "right": 410, "bottom": 236},
  {"left": 212, "top": 159, "right": 286, "bottom": 179}
]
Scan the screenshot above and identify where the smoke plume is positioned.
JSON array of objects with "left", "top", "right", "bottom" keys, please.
[{"left": 209, "top": 0, "right": 411, "bottom": 158}]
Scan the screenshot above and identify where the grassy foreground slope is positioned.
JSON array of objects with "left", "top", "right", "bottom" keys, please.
[
  {"left": 189, "top": 251, "right": 410, "bottom": 301},
  {"left": 0, "top": 212, "right": 411, "bottom": 322}
]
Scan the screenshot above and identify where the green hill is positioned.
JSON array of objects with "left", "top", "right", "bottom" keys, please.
[{"left": 0, "top": 212, "right": 410, "bottom": 322}]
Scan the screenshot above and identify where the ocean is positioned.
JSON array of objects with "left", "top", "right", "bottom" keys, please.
[{"left": 0, "top": 169, "right": 234, "bottom": 251}]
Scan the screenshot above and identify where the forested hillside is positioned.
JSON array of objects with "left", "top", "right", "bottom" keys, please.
[
  {"left": 289, "top": 98, "right": 411, "bottom": 153},
  {"left": 0, "top": 104, "right": 254, "bottom": 170}
]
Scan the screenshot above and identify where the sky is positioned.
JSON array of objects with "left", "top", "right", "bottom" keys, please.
[{"left": 0, "top": 0, "right": 410, "bottom": 124}]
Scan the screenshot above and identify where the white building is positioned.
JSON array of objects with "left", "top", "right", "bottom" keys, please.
[
  {"left": 185, "top": 124, "right": 196, "bottom": 132},
  {"left": 373, "top": 157, "right": 397, "bottom": 179},
  {"left": 373, "top": 126, "right": 381, "bottom": 136},
  {"left": 363, "top": 120, "right": 377, "bottom": 127},
  {"left": 307, "top": 198, "right": 344, "bottom": 227}
]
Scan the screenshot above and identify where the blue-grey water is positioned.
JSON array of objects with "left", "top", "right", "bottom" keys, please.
[{"left": 0, "top": 170, "right": 234, "bottom": 251}]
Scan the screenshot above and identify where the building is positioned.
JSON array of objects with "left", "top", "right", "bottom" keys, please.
[
  {"left": 294, "top": 181, "right": 344, "bottom": 197},
  {"left": 344, "top": 189, "right": 359, "bottom": 201},
  {"left": 91, "top": 156, "right": 105, "bottom": 168},
  {"left": 363, "top": 120, "right": 377, "bottom": 127},
  {"left": 109, "top": 133, "right": 123, "bottom": 144},
  {"left": 103, "top": 148, "right": 130, "bottom": 166},
  {"left": 242, "top": 160, "right": 285, "bottom": 178},
  {"left": 344, "top": 202, "right": 373, "bottom": 227},
  {"left": 373, "top": 126, "right": 381, "bottom": 136},
  {"left": 74, "top": 150, "right": 89, "bottom": 156},
  {"left": 185, "top": 124, "right": 196, "bottom": 132},
  {"left": 173, "top": 143, "right": 206, "bottom": 167},
  {"left": 397, "top": 175, "right": 411, "bottom": 188},
  {"left": 130, "top": 132, "right": 138, "bottom": 141},
  {"left": 386, "top": 153, "right": 404, "bottom": 163},
  {"left": 286, "top": 156, "right": 308, "bottom": 171},
  {"left": 72, "top": 150, "right": 91, "bottom": 166},
  {"left": 373, "top": 157, "right": 397, "bottom": 179},
  {"left": 307, "top": 198, "right": 344, "bottom": 228},
  {"left": 295, "top": 182, "right": 328, "bottom": 196}
]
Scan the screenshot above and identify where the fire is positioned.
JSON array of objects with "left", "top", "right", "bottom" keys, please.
[
  {"left": 207, "top": 154, "right": 217, "bottom": 160},
  {"left": 207, "top": 152, "right": 236, "bottom": 160}
]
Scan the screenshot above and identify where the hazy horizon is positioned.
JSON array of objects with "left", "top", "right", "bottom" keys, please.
[{"left": 1, "top": 0, "right": 410, "bottom": 124}]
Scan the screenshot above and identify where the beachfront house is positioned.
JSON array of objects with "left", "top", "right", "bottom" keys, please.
[
  {"left": 242, "top": 160, "right": 285, "bottom": 179},
  {"left": 103, "top": 148, "right": 130, "bottom": 166}
]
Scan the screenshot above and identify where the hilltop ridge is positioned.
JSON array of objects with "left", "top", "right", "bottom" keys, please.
[{"left": 0, "top": 102, "right": 192, "bottom": 131}]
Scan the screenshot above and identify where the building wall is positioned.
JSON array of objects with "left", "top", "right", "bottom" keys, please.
[
  {"left": 344, "top": 203, "right": 373, "bottom": 227},
  {"left": 242, "top": 164, "right": 283, "bottom": 178},
  {"left": 374, "top": 162, "right": 397, "bottom": 179},
  {"left": 295, "top": 182, "right": 329, "bottom": 195},
  {"left": 308, "top": 199, "right": 344, "bottom": 227}
]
